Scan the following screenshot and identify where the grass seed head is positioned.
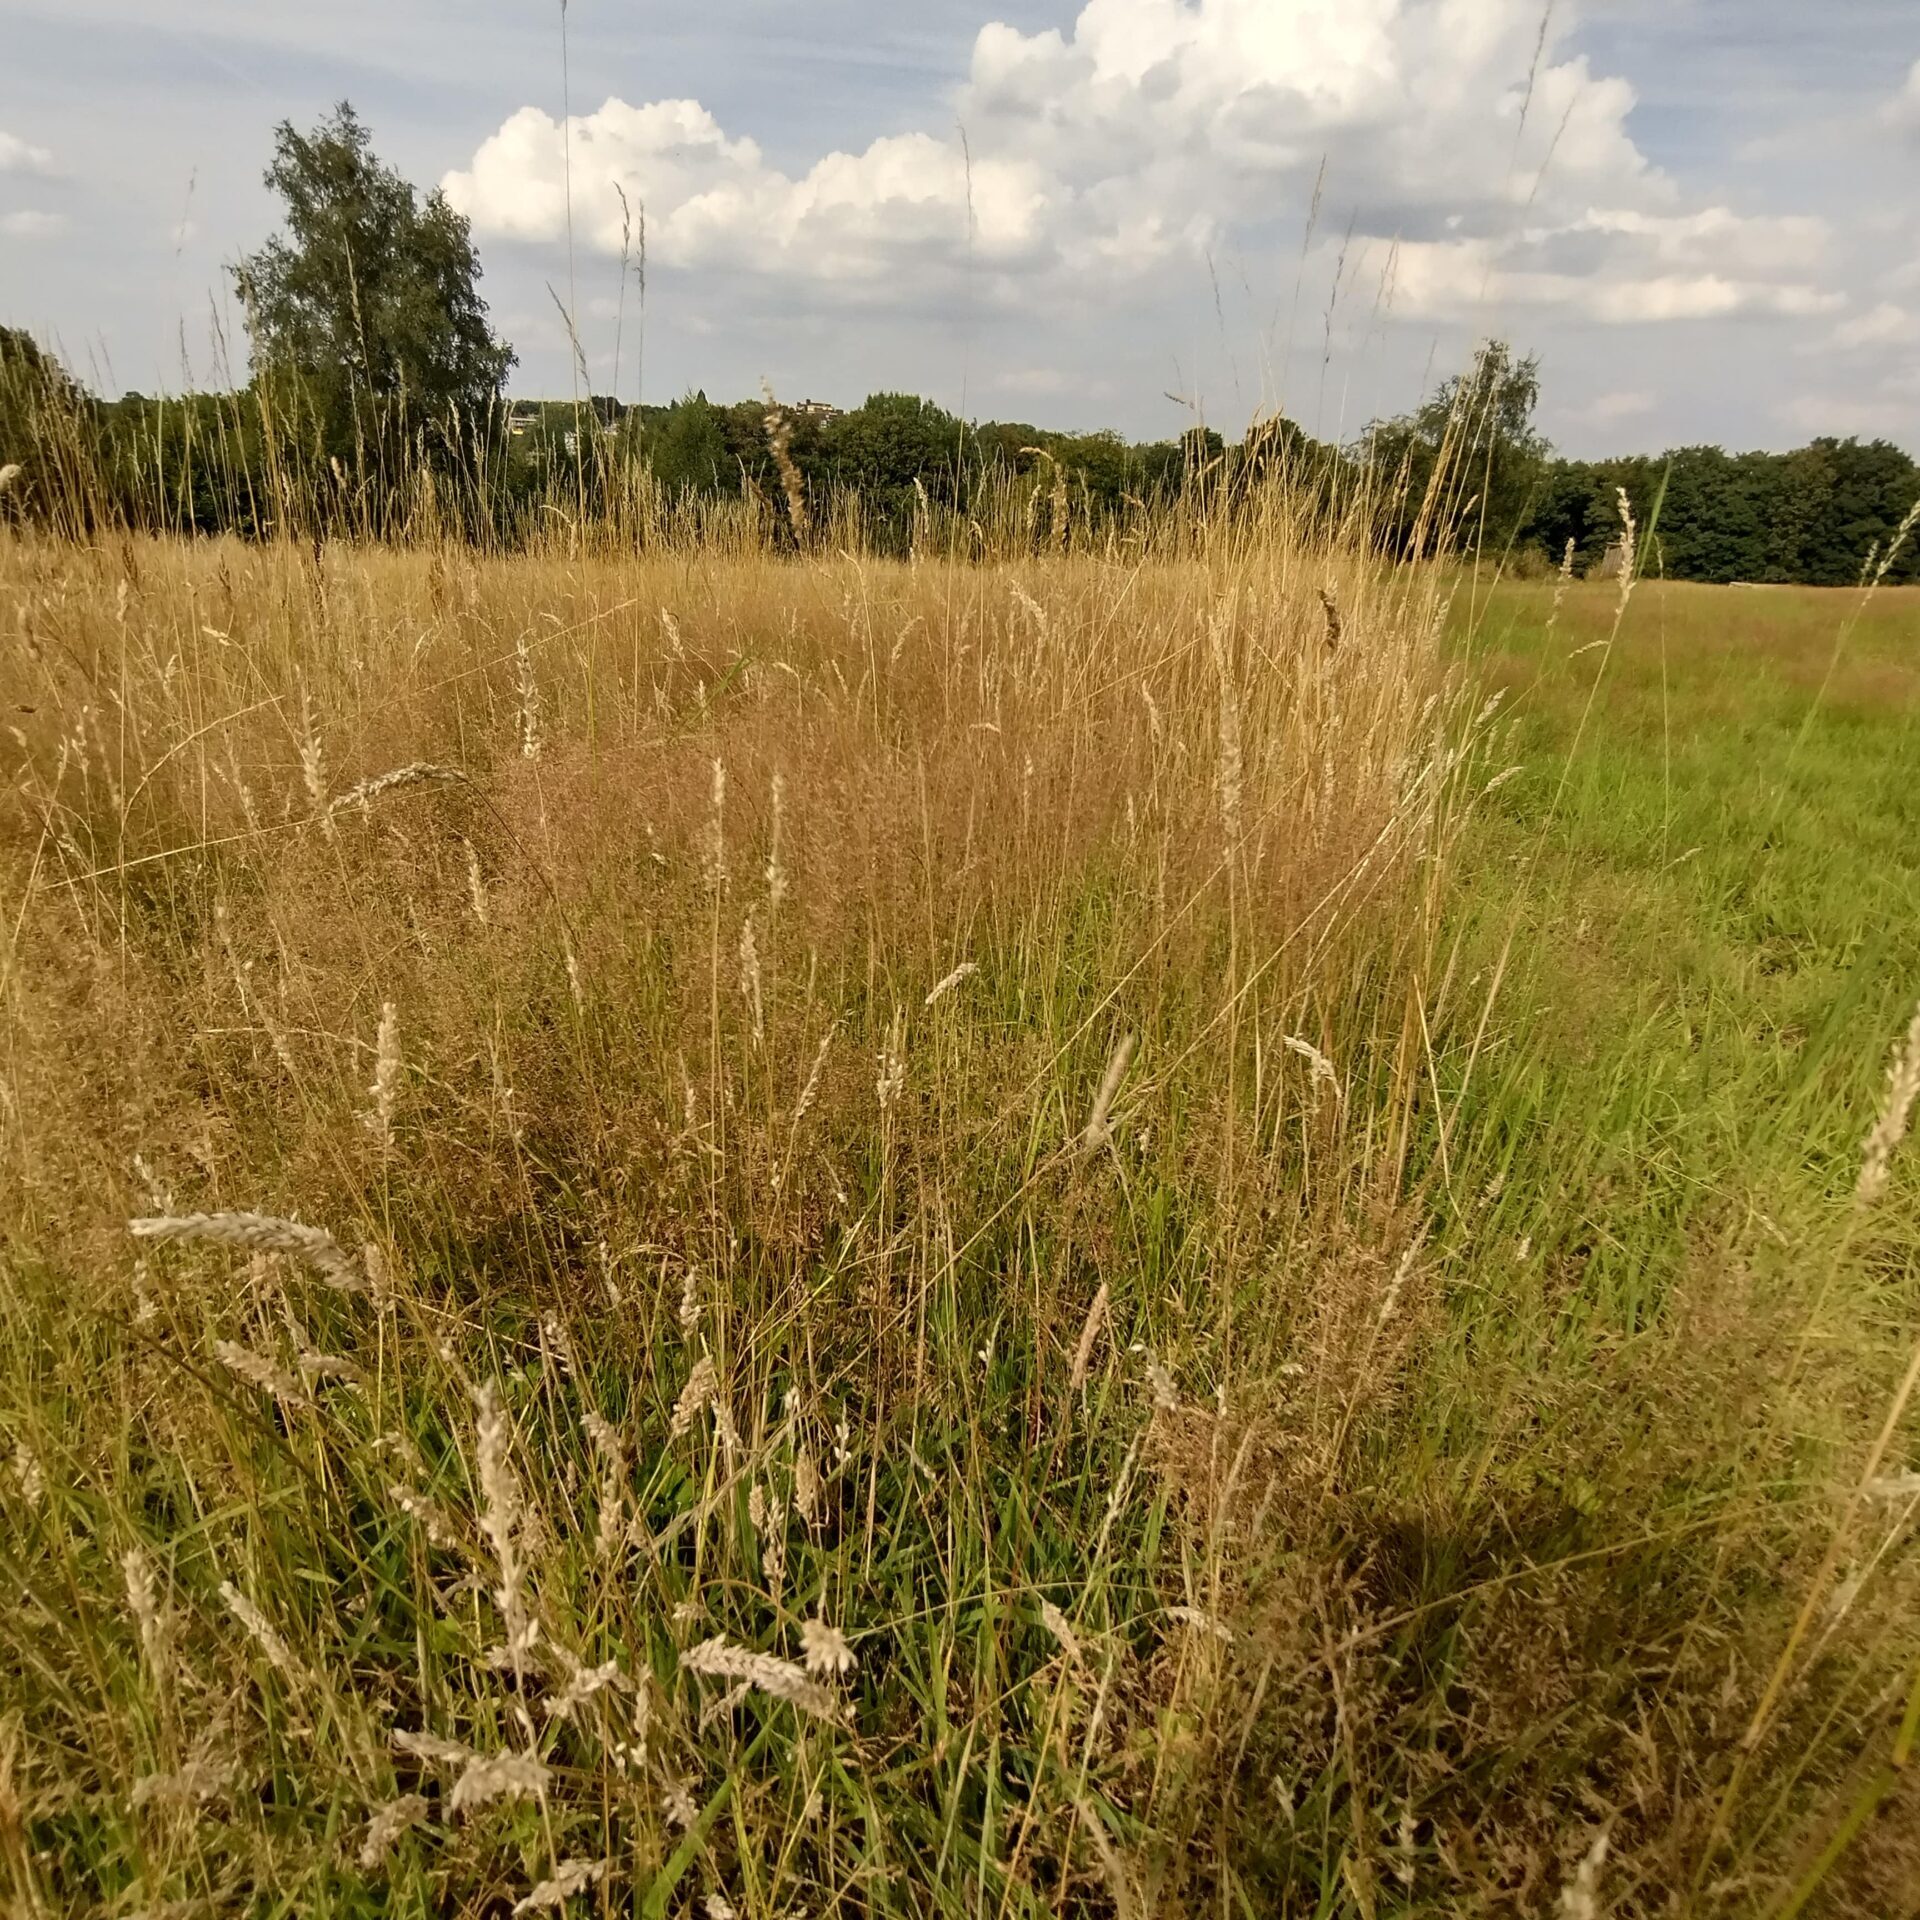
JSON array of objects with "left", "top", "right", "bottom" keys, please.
[
  {"left": 472, "top": 1382, "right": 534, "bottom": 1661},
  {"left": 1040, "top": 1598, "right": 1085, "bottom": 1667},
  {"left": 220, "top": 1580, "right": 298, "bottom": 1677},
  {"left": 1284, "top": 1035, "right": 1344, "bottom": 1103},
  {"left": 547, "top": 1658, "right": 623, "bottom": 1720},
  {"left": 448, "top": 1749, "right": 550, "bottom": 1816},
  {"left": 465, "top": 841, "right": 491, "bottom": 925},
  {"left": 1082, "top": 1032, "right": 1137, "bottom": 1152},
  {"left": 392, "top": 1728, "right": 475, "bottom": 1767},
  {"left": 365, "top": 1001, "right": 401, "bottom": 1147},
  {"left": 791, "top": 1025, "right": 836, "bottom": 1133},
  {"left": 326, "top": 762, "right": 468, "bottom": 821},
  {"left": 1613, "top": 487, "right": 1639, "bottom": 614},
  {"left": 737, "top": 913, "right": 764, "bottom": 1045},
  {"left": 924, "top": 960, "right": 978, "bottom": 1008},
  {"left": 670, "top": 1355, "right": 717, "bottom": 1437},
  {"left": 1069, "top": 1282, "right": 1111, "bottom": 1396},
  {"left": 1556, "top": 1826, "right": 1611, "bottom": 1919},
  {"left": 358, "top": 1794, "right": 429, "bottom": 1871},
  {"left": 799, "top": 1615, "right": 855, "bottom": 1678},
  {"left": 681, "top": 1635, "right": 843, "bottom": 1719},
  {"left": 11, "top": 1442, "right": 46, "bottom": 1508},
  {"left": 514, "top": 1859, "right": 607, "bottom": 1915},
  {"left": 793, "top": 1438, "right": 821, "bottom": 1524},
  {"left": 1165, "top": 1604, "right": 1233, "bottom": 1644},
  {"left": 515, "top": 629, "right": 543, "bottom": 759},
  {"left": 122, "top": 1546, "right": 166, "bottom": 1675},
  {"left": 765, "top": 770, "right": 787, "bottom": 912},
  {"left": 1856, "top": 999, "right": 1920, "bottom": 1207},
  {"left": 130, "top": 1211, "right": 363, "bottom": 1293},
  {"left": 214, "top": 1339, "right": 307, "bottom": 1405},
  {"left": 705, "top": 758, "right": 727, "bottom": 893},
  {"left": 132, "top": 1758, "right": 231, "bottom": 1809},
  {"left": 296, "top": 675, "right": 330, "bottom": 828}
]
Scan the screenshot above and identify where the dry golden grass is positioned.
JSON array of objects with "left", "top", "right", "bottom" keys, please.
[{"left": 1, "top": 515, "right": 1917, "bottom": 1916}]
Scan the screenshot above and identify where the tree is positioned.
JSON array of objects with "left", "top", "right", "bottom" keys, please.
[
  {"left": 1520, "top": 437, "right": 1919, "bottom": 585},
  {"left": 1652, "top": 447, "right": 1770, "bottom": 584},
  {"left": 1798, "top": 438, "right": 1920, "bottom": 585},
  {"left": 234, "top": 103, "right": 513, "bottom": 484},
  {"left": 1364, "top": 340, "right": 1549, "bottom": 559},
  {"left": 0, "top": 326, "right": 77, "bottom": 418},
  {"left": 0, "top": 328, "right": 97, "bottom": 526},
  {"left": 821, "top": 394, "right": 977, "bottom": 544},
  {"left": 645, "top": 392, "right": 732, "bottom": 494},
  {"left": 825, "top": 394, "right": 971, "bottom": 499}
]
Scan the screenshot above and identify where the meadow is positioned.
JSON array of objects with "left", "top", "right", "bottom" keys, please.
[{"left": 1, "top": 508, "right": 1917, "bottom": 1918}]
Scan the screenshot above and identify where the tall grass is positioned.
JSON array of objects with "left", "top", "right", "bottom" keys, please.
[{"left": 1, "top": 452, "right": 1918, "bottom": 1914}]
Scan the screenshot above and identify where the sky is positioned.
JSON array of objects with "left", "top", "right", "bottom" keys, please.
[{"left": 2, "top": 0, "right": 1917, "bottom": 457}]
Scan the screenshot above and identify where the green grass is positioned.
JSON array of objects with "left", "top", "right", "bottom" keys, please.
[
  {"left": 1404, "top": 576, "right": 1920, "bottom": 1911},
  {"left": 1450, "top": 578, "right": 1920, "bottom": 1307}
]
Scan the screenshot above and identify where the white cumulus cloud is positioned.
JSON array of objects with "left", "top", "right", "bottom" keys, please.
[
  {"left": 0, "top": 131, "right": 56, "bottom": 176},
  {"left": 1884, "top": 58, "right": 1920, "bottom": 135},
  {"left": 1, "top": 209, "right": 67, "bottom": 239},
  {"left": 1574, "top": 390, "right": 1655, "bottom": 425},
  {"left": 445, "top": 0, "right": 1840, "bottom": 334},
  {"left": 1826, "top": 302, "right": 1917, "bottom": 351},
  {"left": 444, "top": 98, "right": 1052, "bottom": 289}
]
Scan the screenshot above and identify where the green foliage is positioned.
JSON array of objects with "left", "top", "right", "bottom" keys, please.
[
  {"left": 639, "top": 391, "right": 732, "bottom": 494},
  {"left": 9, "top": 278, "right": 1918, "bottom": 579},
  {"left": 625, "top": 393, "right": 1268, "bottom": 551},
  {"left": 233, "top": 102, "right": 514, "bottom": 475},
  {"left": 1364, "top": 339, "right": 1551, "bottom": 558},
  {"left": 825, "top": 392, "right": 968, "bottom": 496},
  {"left": 0, "top": 326, "right": 76, "bottom": 426},
  {"left": 92, "top": 392, "right": 274, "bottom": 537},
  {"left": 1531, "top": 438, "right": 1920, "bottom": 585},
  {"left": 1, "top": 326, "right": 95, "bottom": 526},
  {"left": 1783, "top": 436, "right": 1920, "bottom": 585}
]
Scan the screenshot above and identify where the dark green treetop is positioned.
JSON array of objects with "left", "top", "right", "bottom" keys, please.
[{"left": 233, "top": 103, "right": 514, "bottom": 464}]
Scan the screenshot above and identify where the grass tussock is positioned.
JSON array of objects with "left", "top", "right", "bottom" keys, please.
[{"left": 0, "top": 510, "right": 1917, "bottom": 1916}]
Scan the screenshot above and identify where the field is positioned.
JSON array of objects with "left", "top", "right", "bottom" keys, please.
[{"left": 1, "top": 521, "right": 1917, "bottom": 1918}]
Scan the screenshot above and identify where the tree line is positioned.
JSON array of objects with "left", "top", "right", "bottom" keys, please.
[{"left": 2, "top": 103, "right": 1914, "bottom": 583}]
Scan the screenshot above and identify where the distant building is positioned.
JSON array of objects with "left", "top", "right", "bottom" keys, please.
[{"left": 794, "top": 398, "right": 842, "bottom": 423}]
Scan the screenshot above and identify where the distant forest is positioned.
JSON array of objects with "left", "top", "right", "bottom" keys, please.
[
  {"left": 515, "top": 381, "right": 1920, "bottom": 587},
  {"left": 4, "top": 99, "right": 1916, "bottom": 583},
  {"left": 7, "top": 331, "right": 1916, "bottom": 587}
]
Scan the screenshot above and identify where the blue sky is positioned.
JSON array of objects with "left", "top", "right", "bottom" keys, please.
[{"left": 2, "top": 0, "right": 1916, "bottom": 455}]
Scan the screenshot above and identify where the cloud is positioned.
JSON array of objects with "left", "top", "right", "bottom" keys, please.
[
  {"left": 1778, "top": 388, "right": 1913, "bottom": 438},
  {"left": 1559, "top": 207, "right": 1827, "bottom": 277},
  {"left": 1374, "top": 233, "right": 1839, "bottom": 325},
  {"left": 445, "top": 0, "right": 1841, "bottom": 336},
  {"left": 986, "top": 364, "right": 1114, "bottom": 401},
  {"left": 1, "top": 209, "right": 67, "bottom": 238},
  {"left": 444, "top": 99, "right": 1051, "bottom": 291},
  {"left": 0, "top": 131, "right": 55, "bottom": 176},
  {"left": 1884, "top": 58, "right": 1920, "bottom": 135},
  {"left": 1825, "top": 302, "right": 1917, "bottom": 351},
  {"left": 1573, "top": 390, "right": 1655, "bottom": 426}
]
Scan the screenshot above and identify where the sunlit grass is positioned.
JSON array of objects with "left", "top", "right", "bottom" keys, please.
[{"left": 1, "top": 524, "right": 1916, "bottom": 1916}]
